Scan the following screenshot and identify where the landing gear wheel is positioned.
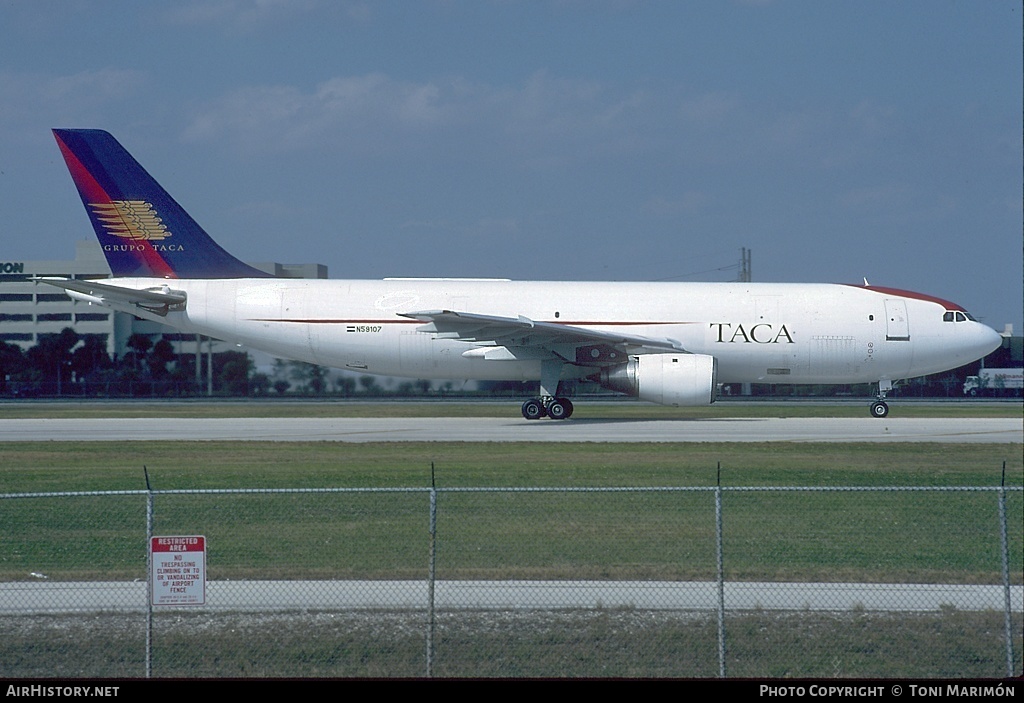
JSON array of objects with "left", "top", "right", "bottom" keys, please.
[
  {"left": 521, "top": 398, "right": 547, "bottom": 420},
  {"left": 870, "top": 401, "right": 889, "bottom": 418},
  {"left": 546, "top": 398, "right": 572, "bottom": 420}
]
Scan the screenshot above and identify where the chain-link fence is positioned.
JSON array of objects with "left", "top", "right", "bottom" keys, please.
[{"left": 1, "top": 484, "right": 1020, "bottom": 678}]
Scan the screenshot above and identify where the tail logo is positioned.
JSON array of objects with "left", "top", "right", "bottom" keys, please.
[{"left": 88, "top": 200, "right": 172, "bottom": 242}]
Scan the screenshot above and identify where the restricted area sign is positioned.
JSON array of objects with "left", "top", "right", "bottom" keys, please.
[{"left": 150, "top": 536, "right": 206, "bottom": 606}]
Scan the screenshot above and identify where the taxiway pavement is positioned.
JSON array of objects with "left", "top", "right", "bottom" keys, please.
[{"left": 0, "top": 416, "right": 1020, "bottom": 443}]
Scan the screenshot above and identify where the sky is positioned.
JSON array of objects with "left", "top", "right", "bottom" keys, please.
[{"left": 1, "top": 0, "right": 1021, "bottom": 333}]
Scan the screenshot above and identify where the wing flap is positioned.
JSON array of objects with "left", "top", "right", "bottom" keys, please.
[{"left": 399, "top": 309, "right": 686, "bottom": 364}]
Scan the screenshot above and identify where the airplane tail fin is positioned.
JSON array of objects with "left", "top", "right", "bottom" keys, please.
[{"left": 52, "top": 129, "right": 271, "bottom": 279}]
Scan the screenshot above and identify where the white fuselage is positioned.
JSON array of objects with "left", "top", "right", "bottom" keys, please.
[{"left": 111, "top": 277, "right": 1002, "bottom": 388}]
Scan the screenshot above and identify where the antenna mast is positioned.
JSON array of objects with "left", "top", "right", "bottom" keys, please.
[{"left": 739, "top": 248, "right": 752, "bottom": 282}]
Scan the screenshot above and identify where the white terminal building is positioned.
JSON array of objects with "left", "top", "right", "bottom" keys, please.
[{"left": 0, "top": 240, "right": 326, "bottom": 357}]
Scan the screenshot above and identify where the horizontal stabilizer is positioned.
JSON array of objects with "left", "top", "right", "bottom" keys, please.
[{"left": 36, "top": 277, "right": 186, "bottom": 317}]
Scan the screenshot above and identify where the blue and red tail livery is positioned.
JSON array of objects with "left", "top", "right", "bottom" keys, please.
[{"left": 53, "top": 129, "right": 270, "bottom": 279}]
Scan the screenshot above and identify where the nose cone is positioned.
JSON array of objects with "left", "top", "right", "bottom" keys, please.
[
  {"left": 969, "top": 323, "right": 1003, "bottom": 361},
  {"left": 911, "top": 319, "right": 1003, "bottom": 378}
]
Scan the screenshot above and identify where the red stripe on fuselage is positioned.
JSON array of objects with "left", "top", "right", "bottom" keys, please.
[
  {"left": 54, "top": 132, "right": 176, "bottom": 279},
  {"left": 844, "top": 284, "right": 965, "bottom": 312},
  {"left": 250, "top": 319, "right": 693, "bottom": 325},
  {"left": 251, "top": 319, "right": 420, "bottom": 324}
]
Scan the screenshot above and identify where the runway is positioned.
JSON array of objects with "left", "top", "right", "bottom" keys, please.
[
  {"left": 0, "top": 416, "right": 1020, "bottom": 442},
  {"left": 3, "top": 579, "right": 1020, "bottom": 614}
]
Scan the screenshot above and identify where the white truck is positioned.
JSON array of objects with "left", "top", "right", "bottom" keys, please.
[{"left": 962, "top": 368, "right": 1024, "bottom": 396}]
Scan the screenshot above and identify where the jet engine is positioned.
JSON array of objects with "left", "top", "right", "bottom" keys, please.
[{"left": 599, "top": 353, "right": 718, "bottom": 406}]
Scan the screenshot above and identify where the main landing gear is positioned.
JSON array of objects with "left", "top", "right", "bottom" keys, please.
[
  {"left": 521, "top": 397, "right": 574, "bottom": 420},
  {"left": 522, "top": 359, "right": 574, "bottom": 420},
  {"left": 869, "top": 380, "right": 892, "bottom": 418}
]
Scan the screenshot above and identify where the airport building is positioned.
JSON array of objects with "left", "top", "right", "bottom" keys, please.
[{"left": 0, "top": 240, "right": 326, "bottom": 358}]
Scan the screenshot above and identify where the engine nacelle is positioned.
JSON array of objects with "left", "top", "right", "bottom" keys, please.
[{"left": 599, "top": 354, "right": 718, "bottom": 406}]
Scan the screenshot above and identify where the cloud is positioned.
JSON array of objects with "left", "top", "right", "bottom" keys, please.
[
  {"left": 677, "top": 91, "right": 741, "bottom": 125},
  {"left": 182, "top": 70, "right": 662, "bottom": 163},
  {"left": 849, "top": 99, "right": 897, "bottom": 139},
  {"left": 182, "top": 73, "right": 466, "bottom": 151},
  {"left": 179, "top": 67, "right": 910, "bottom": 198},
  {"left": 642, "top": 191, "right": 711, "bottom": 216},
  {"left": 0, "top": 68, "right": 147, "bottom": 131},
  {"left": 838, "top": 182, "right": 958, "bottom": 224},
  {"left": 161, "top": 0, "right": 325, "bottom": 32}
]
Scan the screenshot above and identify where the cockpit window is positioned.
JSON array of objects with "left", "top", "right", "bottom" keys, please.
[{"left": 944, "top": 310, "right": 977, "bottom": 322}]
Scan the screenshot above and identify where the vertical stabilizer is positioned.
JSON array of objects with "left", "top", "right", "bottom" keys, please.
[{"left": 53, "top": 129, "right": 271, "bottom": 279}]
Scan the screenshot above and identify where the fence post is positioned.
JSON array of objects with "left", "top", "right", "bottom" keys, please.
[
  {"left": 426, "top": 463, "right": 437, "bottom": 678},
  {"left": 144, "top": 467, "right": 154, "bottom": 679},
  {"left": 715, "top": 463, "right": 726, "bottom": 678},
  {"left": 997, "top": 462, "right": 1016, "bottom": 677}
]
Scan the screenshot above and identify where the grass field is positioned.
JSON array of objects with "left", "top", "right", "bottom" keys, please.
[
  {"left": 1, "top": 436, "right": 1022, "bottom": 490},
  {"left": 3, "top": 610, "right": 1018, "bottom": 678},
  {"left": 2, "top": 440, "right": 1020, "bottom": 583}
]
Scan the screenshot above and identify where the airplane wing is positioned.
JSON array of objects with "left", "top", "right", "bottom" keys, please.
[
  {"left": 398, "top": 309, "right": 686, "bottom": 365},
  {"left": 36, "top": 277, "right": 186, "bottom": 317}
]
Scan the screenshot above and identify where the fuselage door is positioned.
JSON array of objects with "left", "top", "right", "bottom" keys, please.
[{"left": 884, "top": 299, "right": 910, "bottom": 341}]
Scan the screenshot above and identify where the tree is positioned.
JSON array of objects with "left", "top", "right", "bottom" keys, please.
[
  {"left": 148, "top": 338, "right": 176, "bottom": 378},
  {"left": 334, "top": 375, "right": 356, "bottom": 396},
  {"left": 217, "top": 351, "right": 252, "bottom": 395},
  {"left": 0, "top": 341, "right": 26, "bottom": 393},
  {"left": 271, "top": 359, "right": 291, "bottom": 394},
  {"left": 250, "top": 372, "right": 271, "bottom": 396},
  {"left": 27, "top": 328, "right": 79, "bottom": 393},
  {"left": 937, "top": 374, "right": 960, "bottom": 398},
  {"left": 289, "top": 361, "right": 327, "bottom": 395},
  {"left": 124, "top": 333, "right": 153, "bottom": 372},
  {"left": 70, "top": 335, "right": 113, "bottom": 384},
  {"left": 359, "top": 375, "right": 381, "bottom": 396},
  {"left": 308, "top": 364, "right": 327, "bottom": 395}
]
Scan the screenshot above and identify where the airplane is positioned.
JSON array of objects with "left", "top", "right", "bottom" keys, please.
[{"left": 40, "top": 128, "right": 1002, "bottom": 419}]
